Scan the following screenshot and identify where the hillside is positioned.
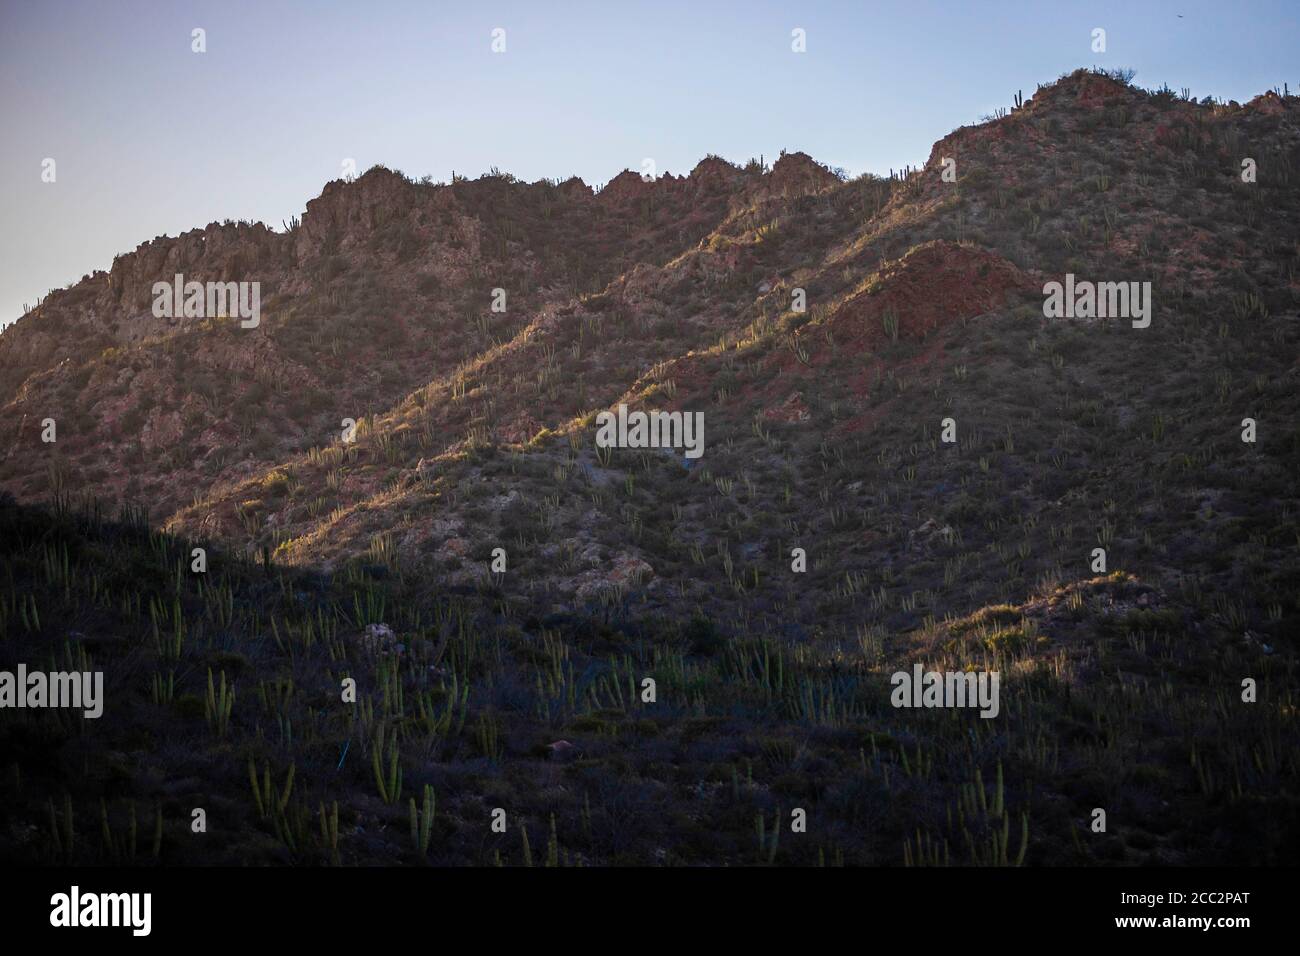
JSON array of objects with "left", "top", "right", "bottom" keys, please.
[{"left": 1, "top": 68, "right": 1298, "bottom": 865}]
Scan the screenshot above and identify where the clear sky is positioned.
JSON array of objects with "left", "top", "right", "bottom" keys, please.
[{"left": 2, "top": 0, "right": 1297, "bottom": 328}]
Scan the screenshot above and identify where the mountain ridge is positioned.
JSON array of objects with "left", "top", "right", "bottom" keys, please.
[
  {"left": 2, "top": 66, "right": 1298, "bottom": 868},
  {"left": 2, "top": 68, "right": 1297, "bottom": 618}
]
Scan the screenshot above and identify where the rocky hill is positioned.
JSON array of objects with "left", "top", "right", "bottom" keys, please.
[{"left": 1, "top": 68, "right": 1297, "bottom": 865}]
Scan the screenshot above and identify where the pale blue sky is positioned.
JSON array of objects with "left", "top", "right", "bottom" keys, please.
[{"left": 2, "top": 0, "right": 1297, "bottom": 327}]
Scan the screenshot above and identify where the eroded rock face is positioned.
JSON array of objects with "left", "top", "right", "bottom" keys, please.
[
  {"left": 750, "top": 151, "right": 841, "bottom": 201},
  {"left": 108, "top": 221, "right": 285, "bottom": 319},
  {"left": 830, "top": 241, "right": 1036, "bottom": 339},
  {"left": 598, "top": 169, "right": 656, "bottom": 203},
  {"left": 688, "top": 155, "right": 742, "bottom": 196}
]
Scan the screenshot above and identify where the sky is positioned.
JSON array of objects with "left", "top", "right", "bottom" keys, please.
[{"left": 2, "top": 0, "right": 1297, "bottom": 328}]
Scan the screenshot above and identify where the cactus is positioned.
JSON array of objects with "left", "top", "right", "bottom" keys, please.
[
  {"left": 245, "top": 760, "right": 301, "bottom": 851},
  {"left": 205, "top": 668, "right": 233, "bottom": 738},
  {"left": 372, "top": 726, "right": 402, "bottom": 804},
  {"left": 755, "top": 808, "right": 782, "bottom": 864},
  {"left": 881, "top": 307, "right": 900, "bottom": 342},
  {"left": 409, "top": 784, "right": 435, "bottom": 856},
  {"left": 319, "top": 801, "right": 340, "bottom": 865},
  {"left": 249, "top": 758, "right": 294, "bottom": 822},
  {"left": 903, "top": 828, "right": 949, "bottom": 866},
  {"left": 151, "top": 669, "right": 174, "bottom": 706},
  {"left": 521, "top": 822, "right": 534, "bottom": 867},
  {"left": 248, "top": 755, "right": 265, "bottom": 817},
  {"left": 546, "top": 814, "right": 559, "bottom": 867}
]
